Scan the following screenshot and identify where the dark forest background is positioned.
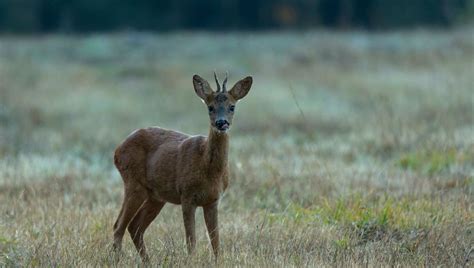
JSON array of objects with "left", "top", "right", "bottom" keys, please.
[{"left": 0, "top": 0, "right": 473, "bottom": 33}]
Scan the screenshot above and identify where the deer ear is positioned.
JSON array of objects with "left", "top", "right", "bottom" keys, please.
[
  {"left": 229, "top": 76, "right": 252, "bottom": 100},
  {"left": 193, "top": 74, "right": 213, "bottom": 100}
]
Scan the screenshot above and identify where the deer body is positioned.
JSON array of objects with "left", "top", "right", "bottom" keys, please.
[
  {"left": 112, "top": 73, "right": 252, "bottom": 262},
  {"left": 115, "top": 127, "right": 229, "bottom": 206}
]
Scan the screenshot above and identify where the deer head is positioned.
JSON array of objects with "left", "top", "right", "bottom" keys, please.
[{"left": 193, "top": 72, "right": 253, "bottom": 133}]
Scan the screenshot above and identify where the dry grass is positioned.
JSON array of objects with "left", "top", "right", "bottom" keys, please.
[{"left": 0, "top": 28, "right": 473, "bottom": 266}]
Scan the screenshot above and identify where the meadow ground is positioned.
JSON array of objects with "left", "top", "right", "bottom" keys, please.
[{"left": 0, "top": 28, "right": 473, "bottom": 266}]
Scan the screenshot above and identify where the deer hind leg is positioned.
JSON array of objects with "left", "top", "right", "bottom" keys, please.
[
  {"left": 128, "top": 199, "right": 165, "bottom": 263},
  {"left": 113, "top": 183, "right": 148, "bottom": 252},
  {"left": 112, "top": 137, "right": 149, "bottom": 253}
]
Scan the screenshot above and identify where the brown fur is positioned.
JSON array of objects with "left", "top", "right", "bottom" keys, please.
[{"left": 112, "top": 74, "right": 252, "bottom": 262}]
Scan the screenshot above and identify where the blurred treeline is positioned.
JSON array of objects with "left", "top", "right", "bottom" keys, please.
[{"left": 0, "top": 0, "right": 472, "bottom": 33}]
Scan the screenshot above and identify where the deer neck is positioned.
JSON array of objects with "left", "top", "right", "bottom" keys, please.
[{"left": 205, "top": 127, "right": 229, "bottom": 177}]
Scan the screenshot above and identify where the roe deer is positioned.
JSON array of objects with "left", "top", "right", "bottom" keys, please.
[{"left": 112, "top": 72, "right": 253, "bottom": 262}]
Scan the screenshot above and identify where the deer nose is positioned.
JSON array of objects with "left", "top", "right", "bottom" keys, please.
[{"left": 215, "top": 119, "right": 229, "bottom": 129}]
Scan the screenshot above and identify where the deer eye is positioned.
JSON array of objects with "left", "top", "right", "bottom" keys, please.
[
  {"left": 208, "top": 106, "right": 215, "bottom": 113},
  {"left": 229, "top": 105, "right": 235, "bottom": 112}
]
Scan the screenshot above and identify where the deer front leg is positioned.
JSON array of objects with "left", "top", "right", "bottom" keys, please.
[
  {"left": 182, "top": 203, "right": 197, "bottom": 254},
  {"left": 203, "top": 201, "right": 219, "bottom": 258}
]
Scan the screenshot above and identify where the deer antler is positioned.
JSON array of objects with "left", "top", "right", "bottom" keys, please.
[
  {"left": 214, "top": 71, "right": 221, "bottom": 92},
  {"left": 222, "top": 71, "right": 228, "bottom": 92}
]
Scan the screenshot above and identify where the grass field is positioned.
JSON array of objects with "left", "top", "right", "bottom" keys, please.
[{"left": 0, "top": 28, "right": 473, "bottom": 266}]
